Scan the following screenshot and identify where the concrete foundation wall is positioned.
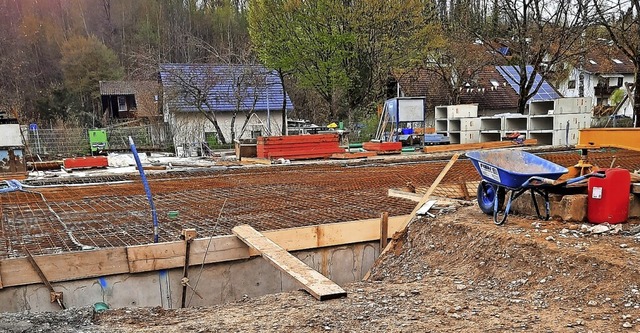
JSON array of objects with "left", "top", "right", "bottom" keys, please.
[{"left": 0, "top": 242, "right": 378, "bottom": 313}]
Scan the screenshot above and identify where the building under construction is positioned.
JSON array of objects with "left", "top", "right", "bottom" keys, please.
[{"left": 0, "top": 125, "right": 639, "bottom": 314}]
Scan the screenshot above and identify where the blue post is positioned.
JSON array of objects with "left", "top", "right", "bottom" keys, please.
[{"left": 129, "top": 136, "right": 159, "bottom": 243}]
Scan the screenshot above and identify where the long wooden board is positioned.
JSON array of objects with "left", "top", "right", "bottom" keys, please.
[
  {"left": 126, "top": 236, "right": 251, "bottom": 273},
  {"left": 0, "top": 247, "right": 129, "bottom": 288},
  {"left": 233, "top": 224, "right": 346, "bottom": 301},
  {"left": 423, "top": 139, "right": 537, "bottom": 153}
]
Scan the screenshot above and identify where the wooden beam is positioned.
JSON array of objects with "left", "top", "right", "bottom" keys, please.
[
  {"left": 233, "top": 224, "right": 347, "bottom": 301},
  {"left": 364, "top": 154, "right": 460, "bottom": 280},
  {"left": 423, "top": 139, "right": 537, "bottom": 154},
  {"left": 380, "top": 212, "right": 389, "bottom": 249}
]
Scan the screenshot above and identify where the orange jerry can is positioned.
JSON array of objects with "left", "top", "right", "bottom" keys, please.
[{"left": 587, "top": 168, "right": 630, "bottom": 224}]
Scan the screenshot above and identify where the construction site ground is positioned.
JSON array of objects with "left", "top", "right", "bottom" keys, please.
[{"left": 1, "top": 148, "right": 640, "bottom": 332}]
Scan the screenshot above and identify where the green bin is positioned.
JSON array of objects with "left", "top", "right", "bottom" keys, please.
[{"left": 88, "top": 130, "right": 108, "bottom": 153}]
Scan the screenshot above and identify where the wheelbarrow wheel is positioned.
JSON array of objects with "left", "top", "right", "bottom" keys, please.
[{"left": 477, "top": 181, "right": 505, "bottom": 215}]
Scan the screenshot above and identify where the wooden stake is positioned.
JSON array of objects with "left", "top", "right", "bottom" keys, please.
[
  {"left": 460, "top": 182, "right": 470, "bottom": 200},
  {"left": 363, "top": 153, "right": 460, "bottom": 280},
  {"left": 380, "top": 212, "right": 389, "bottom": 249},
  {"left": 180, "top": 229, "right": 197, "bottom": 308},
  {"left": 24, "top": 247, "right": 65, "bottom": 309}
]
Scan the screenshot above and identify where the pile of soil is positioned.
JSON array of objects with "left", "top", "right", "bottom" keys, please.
[{"left": 3, "top": 206, "right": 640, "bottom": 332}]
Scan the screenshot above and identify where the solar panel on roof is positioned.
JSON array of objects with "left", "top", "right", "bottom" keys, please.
[
  {"left": 159, "top": 63, "right": 294, "bottom": 112},
  {"left": 496, "top": 65, "right": 560, "bottom": 102}
]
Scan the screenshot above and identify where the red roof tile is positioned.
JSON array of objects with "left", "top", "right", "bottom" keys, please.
[
  {"left": 394, "top": 66, "right": 520, "bottom": 113},
  {"left": 583, "top": 44, "right": 634, "bottom": 74}
]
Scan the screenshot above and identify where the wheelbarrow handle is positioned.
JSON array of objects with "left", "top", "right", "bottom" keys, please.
[
  {"left": 521, "top": 172, "right": 606, "bottom": 188},
  {"left": 520, "top": 176, "right": 555, "bottom": 188},
  {"left": 564, "top": 171, "right": 605, "bottom": 185}
]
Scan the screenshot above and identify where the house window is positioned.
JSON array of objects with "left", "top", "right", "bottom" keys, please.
[
  {"left": 612, "top": 58, "right": 623, "bottom": 64},
  {"left": 117, "top": 96, "right": 127, "bottom": 112},
  {"left": 490, "top": 79, "right": 499, "bottom": 87},
  {"left": 617, "top": 77, "right": 623, "bottom": 87},
  {"left": 589, "top": 59, "right": 597, "bottom": 65},
  {"left": 568, "top": 80, "right": 576, "bottom": 89}
]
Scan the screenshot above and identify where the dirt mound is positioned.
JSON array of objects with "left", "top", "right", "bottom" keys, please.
[{"left": 372, "top": 207, "right": 640, "bottom": 301}]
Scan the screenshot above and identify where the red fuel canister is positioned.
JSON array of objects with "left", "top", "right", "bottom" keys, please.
[{"left": 587, "top": 168, "right": 630, "bottom": 224}]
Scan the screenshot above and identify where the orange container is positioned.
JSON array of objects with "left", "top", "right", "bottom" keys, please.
[{"left": 587, "top": 168, "right": 630, "bottom": 224}]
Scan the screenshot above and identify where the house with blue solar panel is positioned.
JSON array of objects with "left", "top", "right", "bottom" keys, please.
[
  {"left": 159, "top": 63, "right": 293, "bottom": 155},
  {"left": 393, "top": 65, "right": 593, "bottom": 146}
]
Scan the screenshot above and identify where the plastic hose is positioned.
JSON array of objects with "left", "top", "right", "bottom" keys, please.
[{"left": 129, "top": 136, "right": 159, "bottom": 243}]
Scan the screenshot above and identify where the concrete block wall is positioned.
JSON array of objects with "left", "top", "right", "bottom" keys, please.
[{"left": 435, "top": 98, "right": 592, "bottom": 145}]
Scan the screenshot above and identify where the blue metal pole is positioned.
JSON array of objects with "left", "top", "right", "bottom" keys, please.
[{"left": 129, "top": 136, "right": 159, "bottom": 243}]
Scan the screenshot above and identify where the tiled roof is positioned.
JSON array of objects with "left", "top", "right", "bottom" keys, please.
[
  {"left": 159, "top": 63, "right": 293, "bottom": 113},
  {"left": 459, "top": 66, "right": 520, "bottom": 110},
  {"left": 99, "top": 81, "right": 161, "bottom": 118},
  {"left": 100, "top": 81, "right": 137, "bottom": 95},
  {"left": 582, "top": 44, "right": 634, "bottom": 74},
  {"left": 395, "top": 66, "right": 521, "bottom": 112}
]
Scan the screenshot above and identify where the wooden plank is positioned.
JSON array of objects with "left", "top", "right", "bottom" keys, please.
[
  {"left": 261, "top": 214, "right": 409, "bottom": 252},
  {"left": 233, "top": 224, "right": 347, "bottom": 301},
  {"left": 240, "top": 157, "right": 272, "bottom": 165},
  {"left": 364, "top": 154, "right": 460, "bottom": 280},
  {"left": 330, "top": 152, "right": 378, "bottom": 159},
  {"left": 127, "top": 236, "right": 251, "bottom": 273},
  {"left": 388, "top": 188, "right": 423, "bottom": 202},
  {"left": 257, "top": 135, "right": 339, "bottom": 145},
  {"left": 423, "top": 139, "right": 537, "bottom": 153},
  {"left": 362, "top": 141, "right": 402, "bottom": 152},
  {"left": 0, "top": 248, "right": 129, "bottom": 288}
]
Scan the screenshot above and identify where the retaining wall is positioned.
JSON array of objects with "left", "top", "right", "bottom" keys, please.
[{"left": 0, "top": 242, "right": 378, "bottom": 313}]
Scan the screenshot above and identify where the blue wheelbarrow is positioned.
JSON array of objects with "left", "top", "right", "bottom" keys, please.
[{"left": 466, "top": 149, "right": 603, "bottom": 225}]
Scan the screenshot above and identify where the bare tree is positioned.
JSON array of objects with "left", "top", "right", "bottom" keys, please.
[
  {"left": 161, "top": 59, "right": 273, "bottom": 145},
  {"left": 475, "top": 0, "right": 595, "bottom": 113},
  {"left": 421, "top": 30, "right": 494, "bottom": 105},
  {"left": 594, "top": 0, "right": 640, "bottom": 126}
]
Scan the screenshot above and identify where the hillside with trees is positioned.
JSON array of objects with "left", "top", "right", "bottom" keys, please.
[{"left": 0, "top": 0, "right": 638, "bottom": 128}]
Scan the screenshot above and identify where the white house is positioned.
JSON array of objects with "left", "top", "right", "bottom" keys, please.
[
  {"left": 159, "top": 63, "right": 293, "bottom": 155},
  {"left": 556, "top": 43, "right": 635, "bottom": 118}
]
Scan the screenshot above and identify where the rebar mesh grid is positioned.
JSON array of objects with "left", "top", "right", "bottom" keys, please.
[{"left": 1, "top": 150, "right": 638, "bottom": 258}]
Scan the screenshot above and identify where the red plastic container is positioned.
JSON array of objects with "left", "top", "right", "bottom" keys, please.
[{"left": 587, "top": 168, "right": 630, "bottom": 224}]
